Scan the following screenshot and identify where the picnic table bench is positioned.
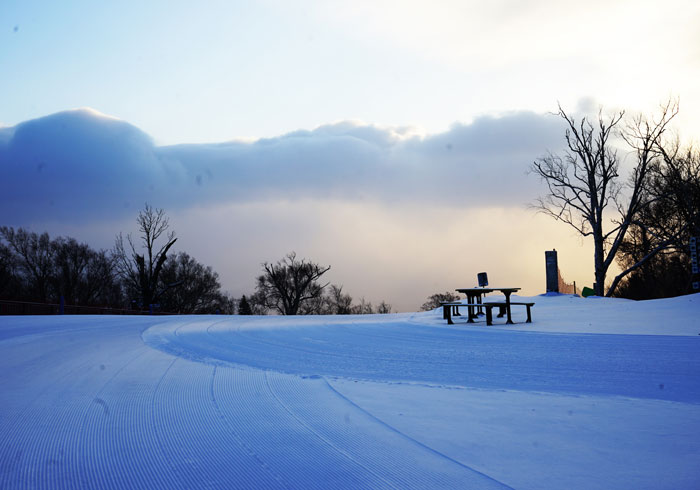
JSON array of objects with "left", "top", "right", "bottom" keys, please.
[
  {"left": 441, "top": 301, "right": 534, "bottom": 326},
  {"left": 456, "top": 287, "right": 525, "bottom": 325}
]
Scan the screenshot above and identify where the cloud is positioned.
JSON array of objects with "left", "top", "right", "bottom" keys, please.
[
  {"left": 0, "top": 109, "right": 167, "bottom": 222},
  {"left": 0, "top": 108, "right": 564, "bottom": 225}
]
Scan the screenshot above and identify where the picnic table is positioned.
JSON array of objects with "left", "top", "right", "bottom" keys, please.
[{"left": 456, "top": 287, "right": 521, "bottom": 324}]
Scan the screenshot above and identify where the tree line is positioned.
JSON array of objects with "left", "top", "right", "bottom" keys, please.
[
  {"left": 531, "top": 99, "right": 699, "bottom": 299},
  {"left": 0, "top": 205, "right": 234, "bottom": 313},
  {"left": 1, "top": 205, "right": 392, "bottom": 315}
]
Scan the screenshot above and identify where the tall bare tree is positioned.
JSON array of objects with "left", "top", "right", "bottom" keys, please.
[
  {"left": 114, "top": 204, "right": 177, "bottom": 308},
  {"left": 531, "top": 100, "right": 678, "bottom": 296},
  {"left": 255, "top": 252, "right": 330, "bottom": 315}
]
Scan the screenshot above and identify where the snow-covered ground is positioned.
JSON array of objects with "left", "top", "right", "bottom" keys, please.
[{"left": 1, "top": 293, "right": 699, "bottom": 489}]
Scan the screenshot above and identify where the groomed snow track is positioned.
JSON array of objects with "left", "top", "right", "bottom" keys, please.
[
  {"left": 0, "top": 316, "right": 510, "bottom": 489},
  {"left": 2, "top": 311, "right": 699, "bottom": 489}
]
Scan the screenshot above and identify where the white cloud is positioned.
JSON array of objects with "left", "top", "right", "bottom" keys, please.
[
  {"left": 0, "top": 108, "right": 565, "bottom": 225},
  {"left": 315, "top": 0, "right": 700, "bottom": 71},
  {"left": 307, "top": 0, "right": 700, "bottom": 138}
]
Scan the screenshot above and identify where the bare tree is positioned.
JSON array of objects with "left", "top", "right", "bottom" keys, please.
[
  {"left": 0, "top": 240, "right": 21, "bottom": 299},
  {"left": 255, "top": 252, "right": 330, "bottom": 315},
  {"left": 0, "top": 227, "right": 54, "bottom": 301},
  {"left": 0, "top": 227, "right": 123, "bottom": 306},
  {"left": 113, "top": 204, "right": 177, "bottom": 308},
  {"left": 247, "top": 291, "right": 269, "bottom": 315},
  {"left": 297, "top": 284, "right": 394, "bottom": 315},
  {"left": 350, "top": 297, "right": 374, "bottom": 314},
  {"left": 614, "top": 144, "right": 700, "bottom": 297},
  {"left": 324, "top": 284, "right": 353, "bottom": 314},
  {"left": 420, "top": 291, "right": 460, "bottom": 311},
  {"left": 52, "top": 237, "right": 121, "bottom": 306},
  {"left": 376, "top": 301, "right": 392, "bottom": 314},
  {"left": 531, "top": 101, "right": 678, "bottom": 296},
  {"left": 655, "top": 144, "right": 700, "bottom": 243},
  {"left": 157, "top": 251, "right": 235, "bottom": 314},
  {"left": 51, "top": 237, "right": 91, "bottom": 304}
]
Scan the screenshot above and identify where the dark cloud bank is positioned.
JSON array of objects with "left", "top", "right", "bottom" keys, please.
[{"left": 0, "top": 108, "right": 564, "bottom": 224}]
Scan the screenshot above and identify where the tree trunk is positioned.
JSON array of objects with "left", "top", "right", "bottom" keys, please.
[{"left": 594, "top": 232, "right": 606, "bottom": 296}]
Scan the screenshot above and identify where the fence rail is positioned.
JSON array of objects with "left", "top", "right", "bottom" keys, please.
[
  {"left": 557, "top": 269, "right": 578, "bottom": 295},
  {"left": 0, "top": 300, "right": 174, "bottom": 316}
]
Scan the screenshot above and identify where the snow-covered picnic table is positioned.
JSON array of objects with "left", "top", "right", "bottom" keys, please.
[{"left": 455, "top": 287, "right": 527, "bottom": 324}]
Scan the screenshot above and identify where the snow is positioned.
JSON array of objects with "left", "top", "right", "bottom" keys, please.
[{"left": 1, "top": 293, "right": 699, "bottom": 489}]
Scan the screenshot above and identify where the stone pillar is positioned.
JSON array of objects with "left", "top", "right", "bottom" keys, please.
[{"left": 545, "top": 250, "right": 559, "bottom": 293}]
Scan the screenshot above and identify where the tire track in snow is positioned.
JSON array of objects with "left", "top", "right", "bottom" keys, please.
[
  {"left": 2, "top": 357, "right": 99, "bottom": 490},
  {"left": 0, "top": 327, "right": 143, "bottom": 489},
  {"left": 208, "top": 366, "right": 292, "bottom": 489},
  {"left": 163, "top": 315, "right": 285, "bottom": 486},
  {"left": 77, "top": 347, "right": 183, "bottom": 489},
  {"left": 322, "top": 378, "right": 515, "bottom": 489},
  {"left": 0, "top": 328, "right": 112, "bottom": 423},
  {"left": 79, "top": 346, "right": 151, "bottom": 490},
  {"left": 262, "top": 372, "right": 400, "bottom": 490},
  {"left": 212, "top": 366, "right": 385, "bottom": 489},
  {"left": 265, "top": 372, "right": 511, "bottom": 490},
  {"left": 149, "top": 319, "right": 291, "bottom": 487},
  {"left": 151, "top": 358, "right": 287, "bottom": 489}
]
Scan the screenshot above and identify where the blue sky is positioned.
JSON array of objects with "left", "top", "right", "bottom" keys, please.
[
  {"left": 2, "top": 1, "right": 699, "bottom": 310},
  {"left": 4, "top": 0, "right": 699, "bottom": 144},
  {"left": 4, "top": 1, "right": 458, "bottom": 143}
]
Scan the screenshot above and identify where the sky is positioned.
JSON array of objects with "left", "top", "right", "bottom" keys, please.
[{"left": 1, "top": 0, "right": 699, "bottom": 311}]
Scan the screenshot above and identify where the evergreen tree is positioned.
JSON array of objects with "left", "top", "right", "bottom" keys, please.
[{"left": 238, "top": 295, "right": 253, "bottom": 315}]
